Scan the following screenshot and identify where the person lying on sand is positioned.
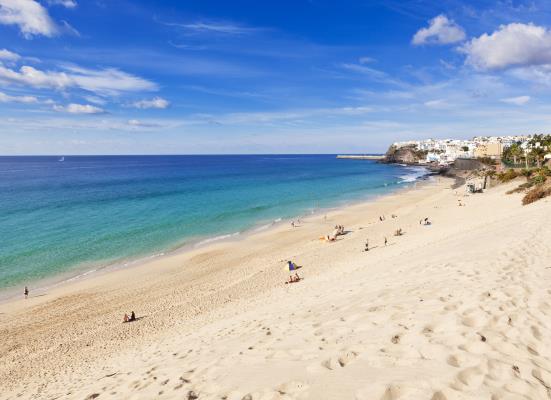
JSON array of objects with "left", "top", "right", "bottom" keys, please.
[
  {"left": 285, "top": 273, "right": 302, "bottom": 284},
  {"left": 320, "top": 234, "right": 336, "bottom": 242}
]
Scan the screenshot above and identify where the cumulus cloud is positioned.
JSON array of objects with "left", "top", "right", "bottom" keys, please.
[
  {"left": 0, "top": 64, "right": 158, "bottom": 95},
  {"left": 0, "top": 48, "right": 20, "bottom": 61},
  {"left": 500, "top": 95, "right": 530, "bottom": 105},
  {"left": 461, "top": 23, "right": 551, "bottom": 70},
  {"left": 0, "top": 91, "right": 38, "bottom": 103},
  {"left": 412, "top": 15, "right": 466, "bottom": 45},
  {"left": 47, "top": 0, "right": 77, "bottom": 8},
  {"left": 53, "top": 103, "right": 105, "bottom": 114},
  {"left": 0, "top": 0, "right": 58, "bottom": 38},
  {"left": 132, "top": 97, "right": 170, "bottom": 109}
]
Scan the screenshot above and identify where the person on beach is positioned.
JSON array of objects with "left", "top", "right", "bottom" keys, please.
[
  {"left": 129, "top": 311, "right": 136, "bottom": 322},
  {"left": 291, "top": 221, "right": 295, "bottom": 228},
  {"left": 384, "top": 237, "right": 388, "bottom": 246},
  {"left": 24, "top": 286, "right": 28, "bottom": 299},
  {"left": 364, "top": 239, "right": 369, "bottom": 252},
  {"left": 123, "top": 313, "right": 129, "bottom": 323},
  {"left": 285, "top": 273, "right": 301, "bottom": 284}
]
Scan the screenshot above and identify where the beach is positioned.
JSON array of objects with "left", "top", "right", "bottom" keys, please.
[{"left": 2, "top": 176, "right": 551, "bottom": 400}]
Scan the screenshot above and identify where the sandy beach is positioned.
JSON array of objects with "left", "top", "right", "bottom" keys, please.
[{"left": 2, "top": 176, "right": 551, "bottom": 400}]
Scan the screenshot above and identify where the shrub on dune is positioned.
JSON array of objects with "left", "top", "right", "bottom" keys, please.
[
  {"left": 522, "top": 179, "right": 551, "bottom": 205},
  {"left": 497, "top": 169, "right": 519, "bottom": 183}
]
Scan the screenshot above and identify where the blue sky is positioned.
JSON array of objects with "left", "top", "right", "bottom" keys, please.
[{"left": 2, "top": 0, "right": 551, "bottom": 154}]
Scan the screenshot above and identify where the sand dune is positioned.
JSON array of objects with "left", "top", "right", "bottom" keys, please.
[{"left": 2, "top": 178, "right": 551, "bottom": 399}]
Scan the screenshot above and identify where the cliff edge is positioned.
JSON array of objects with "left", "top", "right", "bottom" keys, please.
[{"left": 381, "top": 145, "right": 427, "bottom": 164}]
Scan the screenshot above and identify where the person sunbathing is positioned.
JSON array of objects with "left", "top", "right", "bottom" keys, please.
[{"left": 285, "top": 273, "right": 302, "bottom": 284}]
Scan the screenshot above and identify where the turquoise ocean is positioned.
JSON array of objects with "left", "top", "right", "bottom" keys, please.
[{"left": 0, "top": 155, "right": 428, "bottom": 295}]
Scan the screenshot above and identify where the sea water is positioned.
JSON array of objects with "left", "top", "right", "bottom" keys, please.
[{"left": 0, "top": 155, "right": 428, "bottom": 293}]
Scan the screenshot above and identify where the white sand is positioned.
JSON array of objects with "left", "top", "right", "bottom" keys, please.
[{"left": 2, "top": 177, "right": 551, "bottom": 400}]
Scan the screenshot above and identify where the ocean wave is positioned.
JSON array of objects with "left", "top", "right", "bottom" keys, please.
[
  {"left": 398, "top": 167, "right": 429, "bottom": 183},
  {"left": 194, "top": 232, "right": 240, "bottom": 247},
  {"left": 251, "top": 217, "right": 283, "bottom": 233}
]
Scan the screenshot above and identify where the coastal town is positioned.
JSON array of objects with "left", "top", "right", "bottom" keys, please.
[{"left": 387, "top": 134, "right": 551, "bottom": 167}]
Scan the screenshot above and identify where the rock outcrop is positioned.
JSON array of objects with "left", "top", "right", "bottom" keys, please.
[{"left": 382, "top": 145, "right": 427, "bottom": 164}]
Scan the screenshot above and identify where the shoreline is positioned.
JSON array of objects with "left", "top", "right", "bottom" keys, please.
[
  {"left": 0, "top": 169, "right": 432, "bottom": 304},
  {"left": 4, "top": 171, "right": 533, "bottom": 399}
]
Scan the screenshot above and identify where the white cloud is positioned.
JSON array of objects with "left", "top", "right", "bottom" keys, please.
[
  {"left": 47, "top": 0, "right": 77, "bottom": 8},
  {"left": 0, "top": 64, "right": 158, "bottom": 95},
  {"left": 509, "top": 65, "right": 551, "bottom": 85},
  {"left": 0, "top": 0, "right": 58, "bottom": 38},
  {"left": 412, "top": 15, "right": 466, "bottom": 45},
  {"left": 53, "top": 103, "right": 105, "bottom": 114},
  {"left": 461, "top": 23, "right": 551, "bottom": 70},
  {"left": 127, "top": 119, "right": 162, "bottom": 128},
  {"left": 424, "top": 99, "right": 449, "bottom": 108},
  {"left": 341, "top": 63, "right": 402, "bottom": 86},
  {"left": 0, "top": 48, "right": 20, "bottom": 61},
  {"left": 0, "top": 91, "right": 38, "bottom": 103},
  {"left": 161, "top": 19, "right": 256, "bottom": 35},
  {"left": 500, "top": 95, "right": 530, "bottom": 105},
  {"left": 84, "top": 95, "right": 107, "bottom": 105},
  {"left": 132, "top": 97, "right": 170, "bottom": 109}
]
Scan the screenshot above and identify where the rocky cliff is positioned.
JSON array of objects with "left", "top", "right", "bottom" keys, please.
[{"left": 382, "top": 145, "right": 427, "bottom": 164}]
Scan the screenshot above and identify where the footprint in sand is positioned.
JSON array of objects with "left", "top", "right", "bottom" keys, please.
[
  {"left": 321, "top": 351, "right": 358, "bottom": 370},
  {"left": 276, "top": 380, "right": 309, "bottom": 396},
  {"left": 453, "top": 366, "right": 485, "bottom": 390},
  {"left": 356, "top": 382, "right": 435, "bottom": 400}
]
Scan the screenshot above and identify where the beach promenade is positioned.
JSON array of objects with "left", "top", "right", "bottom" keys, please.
[{"left": 1, "top": 177, "right": 551, "bottom": 399}]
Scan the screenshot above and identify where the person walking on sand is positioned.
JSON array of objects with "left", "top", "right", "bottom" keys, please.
[
  {"left": 384, "top": 237, "right": 388, "bottom": 246},
  {"left": 24, "top": 286, "right": 29, "bottom": 299},
  {"left": 364, "top": 239, "right": 369, "bottom": 252}
]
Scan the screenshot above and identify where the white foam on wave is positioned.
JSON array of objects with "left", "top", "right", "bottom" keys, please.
[
  {"left": 398, "top": 166, "right": 429, "bottom": 183},
  {"left": 251, "top": 217, "right": 284, "bottom": 233},
  {"left": 194, "top": 232, "right": 240, "bottom": 247}
]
